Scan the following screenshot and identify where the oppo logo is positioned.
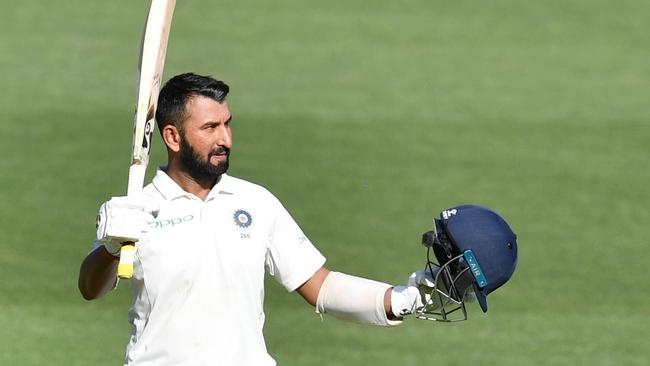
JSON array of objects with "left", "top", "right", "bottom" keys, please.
[{"left": 149, "top": 214, "right": 195, "bottom": 229}]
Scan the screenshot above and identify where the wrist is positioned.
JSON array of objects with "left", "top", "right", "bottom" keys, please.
[
  {"left": 100, "top": 245, "right": 120, "bottom": 260},
  {"left": 99, "top": 239, "right": 122, "bottom": 257}
]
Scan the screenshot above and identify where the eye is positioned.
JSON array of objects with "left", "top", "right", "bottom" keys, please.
[{"left": 506, "top": 242, "right": 514, "bottom": 250}]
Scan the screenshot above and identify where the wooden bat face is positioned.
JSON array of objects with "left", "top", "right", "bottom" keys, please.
[{"left": 120, "top": 0, "right": 176, "bottom": 279}]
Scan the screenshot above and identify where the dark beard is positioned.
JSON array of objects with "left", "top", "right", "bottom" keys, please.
[{"left": 179, "top": 133, "right": 230, "bottom": 183}]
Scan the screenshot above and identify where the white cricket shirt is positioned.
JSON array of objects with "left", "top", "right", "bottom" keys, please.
[{"left": 122, "top": 169, "right": 326, "bottom": 366}]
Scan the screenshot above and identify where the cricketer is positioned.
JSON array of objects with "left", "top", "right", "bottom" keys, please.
[{"left": 78, "top": 73, "right": 517, "bottom": 366}]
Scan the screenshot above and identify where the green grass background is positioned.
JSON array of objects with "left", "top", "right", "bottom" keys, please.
[{"left": 1, "top": 0, "right": 648, "bottom": 365}]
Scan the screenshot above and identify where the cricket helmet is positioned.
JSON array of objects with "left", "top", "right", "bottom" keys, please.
[{"left": 416, "top": 204, "right": 518, "bottom": 321}]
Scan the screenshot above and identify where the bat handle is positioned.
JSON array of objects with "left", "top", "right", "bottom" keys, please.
[
  {"left": 117, "top": 242, "right": 136, "bottom": 278},
  {"left": 118, "top": 164, "right": 147, "bottom": 279}
]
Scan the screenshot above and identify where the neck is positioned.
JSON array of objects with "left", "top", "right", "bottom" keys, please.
[{"left": 164, "top": 159, "right": 220, "bottom": 201}]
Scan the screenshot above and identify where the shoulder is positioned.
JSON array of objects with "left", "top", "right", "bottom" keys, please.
[
  {"left": 220, "top": 175, "right": 283, "bottom": 206},
  {"left": 221, "top": 174, "right": 271, "bottom": 195}
]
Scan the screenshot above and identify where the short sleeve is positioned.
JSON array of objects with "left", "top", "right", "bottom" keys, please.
[{"left": 266, "top": 198, "right": 326, "bottom": 292}]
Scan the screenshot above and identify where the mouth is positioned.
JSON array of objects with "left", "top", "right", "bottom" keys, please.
[
  {"left": 210, "top": 155, "right": 227, "bottom": 164},
  {"left": 209, "top": 148, "right": 229, "bottom": 164}
]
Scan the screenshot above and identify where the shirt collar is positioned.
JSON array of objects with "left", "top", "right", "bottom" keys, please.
[{"left": 152, "top": 168, "right": 236, "bottom": 201}]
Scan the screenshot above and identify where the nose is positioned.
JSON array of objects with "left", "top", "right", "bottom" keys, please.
[{"left": 219, "top": 125, "right": 233, "bottom": 149}]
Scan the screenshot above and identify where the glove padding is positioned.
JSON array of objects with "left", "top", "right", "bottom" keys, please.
[
  {"left": 391, "top": 269, "right": 439, "bottom": 318},
  {"left": 96, "top": 196, "right": 158, "bottom": 256}
]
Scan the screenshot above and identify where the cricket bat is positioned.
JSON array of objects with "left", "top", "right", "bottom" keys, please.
[{"left": 118, "top": 0, "right": 176, "bottom": 279}]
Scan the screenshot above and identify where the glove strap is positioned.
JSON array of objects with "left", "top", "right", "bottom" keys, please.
[{"left": 101, "top": 245, "right": 120, "bottom": 261}]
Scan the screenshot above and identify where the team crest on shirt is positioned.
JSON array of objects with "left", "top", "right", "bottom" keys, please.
[{"left": 233, "top": 209, "right": 253, "bottom": 228}]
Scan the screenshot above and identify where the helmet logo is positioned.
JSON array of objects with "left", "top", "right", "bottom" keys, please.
[{"left": 442, "top": 209, "right": 457, "bottom": 220}]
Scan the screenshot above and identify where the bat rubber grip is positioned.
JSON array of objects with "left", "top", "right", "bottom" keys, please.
[{"left": 117, "top": 243, "right": 136, "bottom": 279}]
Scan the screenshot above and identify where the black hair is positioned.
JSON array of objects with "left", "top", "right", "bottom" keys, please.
[{"left": 155, "top": 72, "right": 230, "bottom": 133}]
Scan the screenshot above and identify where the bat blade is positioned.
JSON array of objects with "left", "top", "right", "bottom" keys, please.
[{"left": 118, "top": 0, "right": 176, "bottom": 279}]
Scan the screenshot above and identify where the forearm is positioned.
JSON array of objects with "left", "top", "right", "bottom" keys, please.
[
  {"left": 313, "top": 271, "right": 402, "bottom": 326},
  {"left": 78, "top": 246, "right": 119, "bottom": 300}
]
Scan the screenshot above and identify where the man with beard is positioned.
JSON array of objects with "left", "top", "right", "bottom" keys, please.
[{"left": 78, "top": 73, "right": 430, "bottom": 366}]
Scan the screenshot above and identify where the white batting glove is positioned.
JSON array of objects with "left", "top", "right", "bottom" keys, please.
[
  {"left": 390, "top": 286, "right": 422, "bottom": 318},
  {"left": 96, "top": 196, "right": 158, "bottom": 256},
  {"left": 390, "top": 268, "right": 440, "bottom": 318}
]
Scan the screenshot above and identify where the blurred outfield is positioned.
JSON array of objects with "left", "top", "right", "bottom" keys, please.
[{"left": 1, "top": 0, "right": 648, "bottom": 365}]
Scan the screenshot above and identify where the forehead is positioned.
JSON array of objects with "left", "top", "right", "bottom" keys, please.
[{"left": 183, "top": 95, "right": 230, "bottom": 125}]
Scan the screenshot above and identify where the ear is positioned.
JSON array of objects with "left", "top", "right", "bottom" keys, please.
[{"left": 162, "top": 124, "right": 181, "bottom": 153}]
